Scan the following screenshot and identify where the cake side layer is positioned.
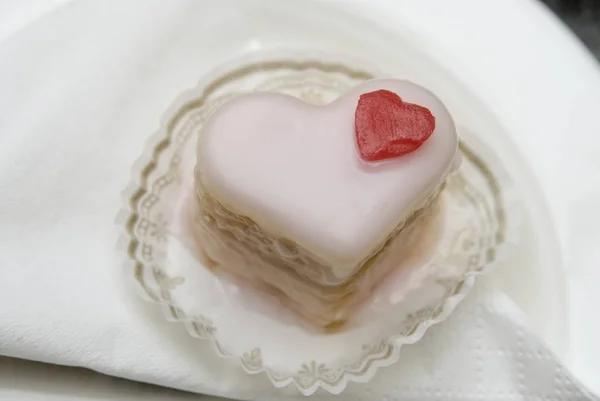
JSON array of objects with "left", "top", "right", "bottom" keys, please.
[
  {"left": 195, "top": 79, "right": 458, "bottom": 272},
  {"left": 192, "top": 187, "right": 444, "bottom": 331},
  {"left": 195, "top": 176, "right": 444, "bottom": 286}
]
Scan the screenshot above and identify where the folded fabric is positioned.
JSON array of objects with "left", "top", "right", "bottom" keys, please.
[{"left": 0, "top": 1, "right": 597, "bottom": 400}]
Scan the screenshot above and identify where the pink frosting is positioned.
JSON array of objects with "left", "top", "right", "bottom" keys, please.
[{"left": 196, "top": 79, "right": 458, "bottom": 273}]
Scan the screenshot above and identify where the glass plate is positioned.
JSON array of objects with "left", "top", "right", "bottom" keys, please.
[{"left": 119, "top": 54, "right": 517, "bottom": 395}]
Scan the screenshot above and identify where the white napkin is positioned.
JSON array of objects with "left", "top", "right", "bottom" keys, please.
[{"left": 0, "top": 0, "right": 598, "bottom": 400}]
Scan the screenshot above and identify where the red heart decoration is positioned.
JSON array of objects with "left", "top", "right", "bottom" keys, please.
[{"left": 355, "top": 89, "right": 436, "bottom": 162}]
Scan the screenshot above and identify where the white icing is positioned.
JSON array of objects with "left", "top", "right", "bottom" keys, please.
[{"left": 196, "top": 79, "right": 458, "bottom": 271}]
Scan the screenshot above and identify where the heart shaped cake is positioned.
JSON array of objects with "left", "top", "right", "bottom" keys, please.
[{"left": 193, "top": 79, "right": 459, "bottom": 331}]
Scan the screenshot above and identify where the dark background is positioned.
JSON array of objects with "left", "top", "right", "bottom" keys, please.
[{"left": 543, "top": 0, "right": 600, "bottom": 58}]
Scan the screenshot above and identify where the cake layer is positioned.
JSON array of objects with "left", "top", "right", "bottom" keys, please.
[
  {"left": 195, "top": 79, "right": 458, "bottom": 277},
  {"left": 192, "top": 184, "right": 444, "bottom": 330}
]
